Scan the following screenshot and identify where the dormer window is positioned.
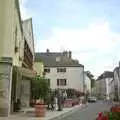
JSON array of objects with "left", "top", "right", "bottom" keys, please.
[{"left": 56, "top": 57, "right": 60, "bottom": 62}]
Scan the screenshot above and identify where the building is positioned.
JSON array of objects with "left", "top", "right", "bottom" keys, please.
[
  {"left": 0, "top": 0, "right": 35, "bottom": 116},
  {"left": 113, "top": 66, "right": 120, "bottom": 101},
  {"left": 35, "top": 50, "right": 84, "bottom": 91},
  {"left": 84, "top": 72, "right": 91, "bottom": 95},
  {"left": 19, "top": 18, "right": 35, "bottom": 109},
  {"left": 96, "top": 71, "right": 113, "bottom": 100},
  {"left": 109, "top": 79, "right": 115, "bottom": 100},
  {"left": 34, "top": 60, "right": 44, "bottom": 76}
]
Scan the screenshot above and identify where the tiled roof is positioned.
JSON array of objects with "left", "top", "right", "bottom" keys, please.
[
  {"left": 97, "top": 71, "right": 113, "bottom": 80},
  {"left": 35, "top": 52, "right": 84, "bottom": 67}
]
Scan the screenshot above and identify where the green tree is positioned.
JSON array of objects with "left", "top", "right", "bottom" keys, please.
[{"left": 31, "top": 76, "right": 50, "bottom": 101}]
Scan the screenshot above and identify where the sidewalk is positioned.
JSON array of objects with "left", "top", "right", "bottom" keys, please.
[{"left": 0, "top": 104, "right": 83, "bottom": 120}]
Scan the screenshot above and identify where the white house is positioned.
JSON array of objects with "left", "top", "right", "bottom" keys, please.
[
  {"left": 96, "top": 71, "right": 113, "bottom": 100},
  {"left": 84, "top": 72, "right": 91, "bottom": 94},
  {"left": 109, "top": 79, "right": 115, "bottom": 100},
  {"left": 35, "top": 50, "right": 84, "bottom": 92},
  {"left": 113, "top": 66, "right": 120, "bottom": 101}
]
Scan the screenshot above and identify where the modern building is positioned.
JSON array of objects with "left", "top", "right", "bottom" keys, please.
[
  {"left": 35, "top": 50, "right": 84, "bottom": 92},
  {"left": 0, "top": 0, "right": 35, "bottom": 116},
  {"left": 96, "top": 71, "right": 113, "bottom": 100}
]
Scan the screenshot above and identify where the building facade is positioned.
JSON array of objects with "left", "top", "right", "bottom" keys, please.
[
  {"left": 35, "top": 50, "right": 84, "bottom": 92},
  {"left": 34, "top": 61, "right": 44, "bottom": 76},
  {"left": 113, "top": 66, "right": 120, "bottom": 101},
  {"left": 109, "top": 79, "right": 115, "bottom": 100},
  {"left": 84, "top": 72, "right": 91, "bottom": 94},
  {"left": 96, "top": 71, "right": 113, "bottom": 100},
  {"left": 0, "top": 0, "right": 35, "bottom": 116}
]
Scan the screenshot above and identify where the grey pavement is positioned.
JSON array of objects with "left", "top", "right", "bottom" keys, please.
[
  {"left": 0, "top": 104, "right": 83, "bottom": 120},
  {"left": 56, "top": 102, "right": 111, "bottom": 120}
]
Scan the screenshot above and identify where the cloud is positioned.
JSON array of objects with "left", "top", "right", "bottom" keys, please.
[
  {"left": 19, "top": 0, "right": 36, "bottom": 20},
  {"left": 35, "top": 21, "right": 120, "bottom": 77}
]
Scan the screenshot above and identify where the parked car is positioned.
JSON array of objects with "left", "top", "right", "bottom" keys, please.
[{"left": 88, "top": 96, "right": 97, "bottom": 103}]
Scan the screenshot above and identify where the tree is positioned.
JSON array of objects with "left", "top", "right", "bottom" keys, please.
[{"left": 31, "top": 76, "right": 50, "bottom": 101}]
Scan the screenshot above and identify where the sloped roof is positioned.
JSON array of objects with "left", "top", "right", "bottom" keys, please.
[
  {"left": 97, "top": 71, "right": 113, "bottom": 80},
  {"left": 114, "top": 67, "right": 119, "bottom": 75},
  {"left": 22, "top": 18, "right": 35, "bottom": 55},
  {"left": 35, "top": 52, "right": 84, "bottom": 67}
]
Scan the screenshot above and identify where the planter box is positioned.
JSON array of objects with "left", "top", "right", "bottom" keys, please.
[
  {"left": 96, "top": 112, "right": 108, "bottom": 120},
  {"left": 111, "top": 105, "right": 120, "bottom": 112},
  {"left": 96, "top": 116, "right": 108, "bottom": 120},
  {"left": 64, "top": 99, "right": 80, "bottom": 107},
  {"left": 64, "top": 99, "right": 73, "bottom": 107},
  {"left": 35, "top": 104, "right": 47, "bottom": 117}
]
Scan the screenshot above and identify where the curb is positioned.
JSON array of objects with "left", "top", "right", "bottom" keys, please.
[{"left": 49, "top": 104, "right": 84, "bottom": 120}]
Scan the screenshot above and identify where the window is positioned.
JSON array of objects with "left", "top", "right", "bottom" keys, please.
[
  {"left": 44, "top": 68, "right": 50, "bottom": 73},
  {"left": 57, "top": 79, "right": 67, "bottom": 86},
  {"left": 57, "top": 79, "right": 59, "bottom": 86},
  {"left": 57, "top": 68, "right": 66, "bottom": 73},
  {"left": 15, "top": 27, "right": 19, "bottom": 53},
  {"left": 56, "top": 57, "right": 60, "bottom": 62}
]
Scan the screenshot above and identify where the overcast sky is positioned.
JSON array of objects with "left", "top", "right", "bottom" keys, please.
[{"left": 19, "top": 0, "right": 120, "bottom": 78}]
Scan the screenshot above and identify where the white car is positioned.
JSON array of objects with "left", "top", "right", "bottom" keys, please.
[{"left": 88, "top": 97, "right": 97, "bottom": 103}]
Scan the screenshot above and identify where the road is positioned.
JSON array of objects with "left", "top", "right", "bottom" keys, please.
[{"left": 58, "top": 102, "right": 111, "bottom": 120}]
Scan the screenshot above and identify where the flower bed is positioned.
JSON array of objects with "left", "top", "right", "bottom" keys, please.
[
  {"left": 64, "top": 99, "right": 80, "bottom": 107},
  {"left": 96, "top": 104, "right": 120, "bottom": 120},
  {"left": 111, "top": 104, "right": 120, "bottom": 112}
]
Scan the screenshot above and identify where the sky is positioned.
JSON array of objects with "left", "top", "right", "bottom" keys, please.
[{"left": 19, "top": 0, "right": 120, "bottom": 78}]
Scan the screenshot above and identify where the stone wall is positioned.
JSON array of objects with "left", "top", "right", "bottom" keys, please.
[
  {"left": 21, "top": 77, "right": 31, "bottom": 108},
  {"left": 0, "top": 57, "right": 12, "bottom": 116}
]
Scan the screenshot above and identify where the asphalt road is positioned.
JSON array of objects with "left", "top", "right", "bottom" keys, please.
[{"left": 58, "top": 102, "right": 111, "bottom": 120}]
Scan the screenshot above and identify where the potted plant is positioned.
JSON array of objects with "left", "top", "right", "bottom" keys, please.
[{"left": 31, "top": 75, "right": 50, "bottom": 117}]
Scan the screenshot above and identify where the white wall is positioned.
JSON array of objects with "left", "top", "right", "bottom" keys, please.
[
  {"left": 96, "top": 78, "right": 113, "bottom": 99},
  {"left": 45, "top": 67, "right": 84, "bottom": 91},
  {"left": 0, "top": 0, "right": 15, "bottom": 58},
  {"left": 0, "top": 0, "right": 23, "bottom": 67},
  {"left": 84, "top": 74, "right": 91, "bottom": 93},
  {"left": 109, "top": 80, "right": 115, "bottom": 100},
  {"left": 114, "top": 70, "right": 120, "bottom": 100}
]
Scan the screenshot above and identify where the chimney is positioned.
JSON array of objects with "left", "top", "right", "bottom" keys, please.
[
  {"left": 46, "top": 49, "right": 50, "bottom": 53},
  {"left": 63, "top": 50, "right": 72, "bottom": 59},
  {"left": 63, "top": 51, "right": 67, "bottom": 57}
]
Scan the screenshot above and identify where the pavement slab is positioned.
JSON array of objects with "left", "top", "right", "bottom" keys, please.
[{"left": 0, "top": 104, "right": 83, "bottom": 120}]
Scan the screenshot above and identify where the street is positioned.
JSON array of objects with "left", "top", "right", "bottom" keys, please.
[{"left": 57, "top": 102, "right": 111, "bottom": 120}]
